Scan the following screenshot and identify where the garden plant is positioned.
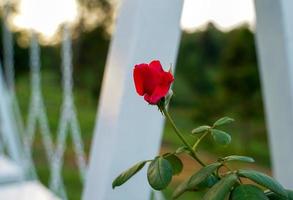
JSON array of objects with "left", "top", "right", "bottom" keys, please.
[{"left": 112, "top": 60, "right": 293, "bottom": 200}]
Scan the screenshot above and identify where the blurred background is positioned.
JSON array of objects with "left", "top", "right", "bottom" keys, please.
[{"left": 0, "top": 0, "right": 269, "bottom": 199}]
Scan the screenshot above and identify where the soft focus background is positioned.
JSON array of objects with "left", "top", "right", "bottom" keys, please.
[{"left": 0, "top": 0, "right": 269, "bottom": 199}]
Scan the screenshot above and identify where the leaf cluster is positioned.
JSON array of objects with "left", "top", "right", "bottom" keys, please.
[{"left": 112, "top": 116, "right": 292, "bottom": 200}]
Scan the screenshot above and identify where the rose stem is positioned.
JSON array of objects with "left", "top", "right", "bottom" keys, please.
[{"left": 161, "top": 106, "right": 206, "bottom": 167}]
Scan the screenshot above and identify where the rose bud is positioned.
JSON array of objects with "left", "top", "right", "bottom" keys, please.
[{"left": 133, "top": 60, "right": 174, "bottom": 105}]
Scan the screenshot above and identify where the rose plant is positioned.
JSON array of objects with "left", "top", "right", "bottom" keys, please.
[{"left": 112, "top": 60, "right": 293, "bottom": 199}]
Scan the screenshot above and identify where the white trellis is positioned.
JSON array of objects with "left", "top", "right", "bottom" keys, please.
[
  {"left": 23, "top": 31, "right": 53, "bottom": 180},
  {"left": 2, "top": 0, "right": 14, "bottom": 90},
  {"left": 0, "top": 61, "right": 24, "bottom": 184},
  {"left": 0, "top": 0, "right": 24, "bottom": 180},
  {"left": 0, "top": 1, "right": 87, "bottom": 199},
  {"left": 23, "top": 28, "right": 87, "bottom": 199},
  {"left": 49, "top": 25, "right": 87, "bottom": 199}
]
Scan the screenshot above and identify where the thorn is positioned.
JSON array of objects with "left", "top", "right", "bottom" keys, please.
[{"left": 169, "top": 63, "right": 173, "bottom": 73}]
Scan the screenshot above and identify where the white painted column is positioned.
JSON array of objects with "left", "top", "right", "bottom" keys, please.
[
  {"left": 254, "top": 0, "right": 293, "bottom": 188},
  {"left": 83, "top": 0, "right": 183, "bottom": 199}
]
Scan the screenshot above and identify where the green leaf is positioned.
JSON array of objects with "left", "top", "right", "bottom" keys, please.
[
  {"left": 265, "top": 190, "right": 293, "bottom": 200},
  {"left": 164, "top": 154, "right": 183, "bottom": 175},
  {"left": 187, "top": 163, "right": 222, "bottom": 189},
  {"left": 191, "top": 125, "right": 211, "bottom": 134},
  {"left": 173, "top": 163, "right": 222, "bottom": 199},
  {"left": 173, "top": 175, "right": 219, "bottom": 199},
  {"left": 147, "top": 157, "right": 173, "bottom": 190},
  {"left": 172, "top": 179, "right": 190, "bottom": 199},
  {"left": 238, "top": 169, "right": 288, "bottom": 198},
  {"left": 197, "top": 175, "right": 220, "bottom": 189},
  {"left": 211, "top": 129, "right": 231, "bottom": 145},
  {"left": 213, "top": 117, "right": 234, "bottom": 127},
  {"left": 112, "top": 161, "right": 148, "bottom": 189},
  {"left": 203, "top": 173, "right": 238, "bottom": 200},
  {"left": 231, "top": 184, "right": 269, "bottom": 200},
  {"left": 222, "top": 155, "right": 255, "bottom": 163},
  {"left": 265, "top": 191, "right": 286, "bottom": 200}
]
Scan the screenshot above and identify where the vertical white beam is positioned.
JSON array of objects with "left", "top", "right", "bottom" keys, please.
[
  {"left": 83, "top": 0, "right": 183, "bottom": 199},
  {"left": 254, "top": 0, "right": 293, "bottom": 188}
]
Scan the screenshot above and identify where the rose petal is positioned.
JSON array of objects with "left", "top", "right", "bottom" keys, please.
[
  {"left": 133, "top": 64, "right": 148, "bottom": 96},
  {"left": 143, "top": 65, "right": 161, "bottom": 94},
  {"left": 133, "top": 60, "right": 174, "bottom": 104},
  {"left": 144, "top": 84, "right": 170, "bottom": 104},
  {"left": 149, "top": 60, "right": 164, "bottom": 73},
  {"left": 161, "top": 71, "right": 174, "bottom": 85}
]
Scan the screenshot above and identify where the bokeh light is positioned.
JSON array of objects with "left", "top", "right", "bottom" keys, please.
[{"left": 13, "top": 0, "right": 79, "bottom": 37}]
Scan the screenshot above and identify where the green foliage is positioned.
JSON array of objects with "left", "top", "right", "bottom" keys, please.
[
  {"left": 213, "top": 117, "right": 235, "bottom": 127},
  {"left": 265, "top": 190, "right": 293, "bottom": 200},
  {"left": 197, "top": 175, "right": 219, "bottom": 189},
  {"left": 173, "top": 163, "right": 222, "bottom": 199},
  {"left": 112, "top": 111, "right": 289, "bottom": 200},
  {"left": 164, "top": 154, "right": 183, "bottom": 175},
  {"left": 112, "top": 161, "right": 148, "bottom": 189},
  {"left": 191, "top": 117, "right": 233, "bottom": 148},
  {"left": 147, "top": 157, "right": 173, "bottom": 190},
  {"left": 211, "top": 129, "right": 231, "bottom": 145},
  {"left": 237, "top": 170, "right": 288, "bottom": 198},
  {"left": 191, "top": 125, "right": 211, "bottom": 134},
  {"left": 230, "top": 184, "right": 269, "bottom": 200},
  {"left": 221, "top": 155, "right": 255, "bottom": 163},
  {"left": 172, "top": 179, "right": 190, "bottom": 199},
  {"left": 187, "top": 163, "right": 222, "bottom": 190},
  {"left": 202, "top": 173, "right": 238, "bottom": 200}
]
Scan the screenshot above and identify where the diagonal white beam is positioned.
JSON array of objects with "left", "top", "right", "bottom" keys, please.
[
  {"left": 254, "top": 0, "right": 293, "bottom": 188},
  {"left": 83, "top": 0, "right": 184, "bottom": 199}
]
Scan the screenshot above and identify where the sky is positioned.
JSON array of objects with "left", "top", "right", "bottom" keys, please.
[
  {"left": 12, "top": 0, "right": 79, "bottom": 37},
  {"left": 11, "top": 0, "right": 255, "bottom": 38},
  {"left": 181, "top": 0, "right": 255, "bottom": 31}
]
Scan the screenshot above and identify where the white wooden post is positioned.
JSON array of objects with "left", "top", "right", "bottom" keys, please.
[
  {"left": 83, "top": 0, "right": 184, "bottom": 199},
  {"left": 254, "top": 0, "right": 293, "bottom": 188}
]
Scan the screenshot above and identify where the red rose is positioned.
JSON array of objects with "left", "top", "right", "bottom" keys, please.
[{"left": 133, "top": 60, "right": 174, "bottom": 105}]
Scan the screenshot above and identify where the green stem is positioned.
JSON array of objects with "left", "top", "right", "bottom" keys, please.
[
  {"left": 193, "top": 131, "right": 209, "bottom": 151},
  {"left": 161, "top": 106, "right": 206, "bottom": 167}
]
